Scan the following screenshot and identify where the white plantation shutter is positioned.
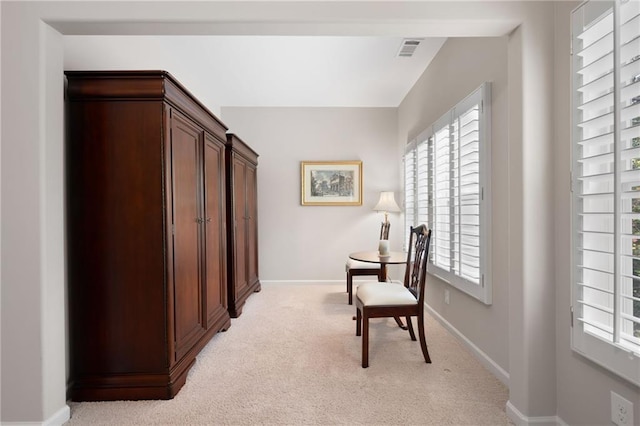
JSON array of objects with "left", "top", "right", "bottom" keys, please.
[
  {"left": 433, "top": 118, "right": 452, "bottom": 272},
  {"left": 571, "top": 0, "right": 640, "bottom": 386},
  {"left": 417, "top": 135, "right": 431, "bottom": 231},
  {"left": 403, "top": 83, "right": 491, "bottom": 304},
  {"left": 619, "top": 0, "right": 640, "bottom": 357},
  {"left": 404, "top": 142, "right": 416, "bottom": 250},
  {"left": 454, "top": 102, "right": 482, "bottom": 284}
]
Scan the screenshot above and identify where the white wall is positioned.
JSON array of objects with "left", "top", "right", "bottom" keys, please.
[
  {"left": 397, "top": 36, "right": 510, "bottom": 379},
  {"left": 64, "top": 36, "right": 224, "bottom": 116},
  {"left": 2, "top": 4, "right": 48, "bottom": 421},
  {"left": 41, "top": 22, "right": 69, "bottom": 423},
  {"left": 511, "top": 4, "right": 558, "bottom": 419},
  {"left": 221, "top": 107, "right": 402, "bottom": 281}
]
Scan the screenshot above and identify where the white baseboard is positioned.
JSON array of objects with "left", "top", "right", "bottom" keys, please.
[
  {"left": 44, "top": 405, "right": 70, "bottom": 426},
  {"left": 506, "top": 400, "right": 567, "bottom": 426},
  {"left": 2, "top": 405, "right": 70, "bottom": 426},
  {"left": 424, "top": 303, "right": 510, "bottom": 386}
]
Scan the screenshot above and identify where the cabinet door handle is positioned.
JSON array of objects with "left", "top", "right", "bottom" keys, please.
[
  {"left": 206, "top": 217, "right": 211, "bottom": 223},
  {"left": 195, "top": 218, "right": 203, "bottom": 224}
]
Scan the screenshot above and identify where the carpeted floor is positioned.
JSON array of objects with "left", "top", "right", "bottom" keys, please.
[{"left": 67, "top": 282, "right": 511, "bottom": 425}]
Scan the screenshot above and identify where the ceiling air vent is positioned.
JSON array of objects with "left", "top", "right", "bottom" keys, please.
[{"left": 396, "top": 38, "right": 423, "bottom": 58}]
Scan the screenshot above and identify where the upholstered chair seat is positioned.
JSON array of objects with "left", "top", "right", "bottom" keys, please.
[
  {"left": 345, "top": 259, "right": 378, "bottom": 271},
  {"left": 356, "top": 282, "right": 418, "bottom": 306}
]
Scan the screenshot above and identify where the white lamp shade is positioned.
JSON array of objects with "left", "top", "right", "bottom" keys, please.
[{"left": 373, "top": 191, "right": 401, "bottom": 213}]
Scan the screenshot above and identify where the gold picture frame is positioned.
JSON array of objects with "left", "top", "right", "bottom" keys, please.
[{"left": 300, "top": 161, "right": 363, "bottom": 206}]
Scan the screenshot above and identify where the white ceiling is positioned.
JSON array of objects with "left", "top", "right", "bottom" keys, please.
[
  {"left": 64, "top": 35, "right": 446, "bottom": 108},
  {"left": 61, "top": 0, "right": 522, "bottom": 109}
]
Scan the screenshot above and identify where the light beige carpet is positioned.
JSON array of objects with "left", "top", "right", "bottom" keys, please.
[{"left": 67, "top": 282, "right": 510, "bottom": 425}]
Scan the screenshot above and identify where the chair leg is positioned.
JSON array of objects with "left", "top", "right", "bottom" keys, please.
[
  {"left": 405, "top": 315, "right": 416, "bottom": 341},
  {"left": 347, "top": 272, "right": 353, "bottom": 305},
  {"left": 417, "top": 315, "right": 432, "bottom": 363},
  {"left": 362, "top": 312, "right": 369, "bottom": 368},
  {"left": 393, "top": 316, "right": 408, "bottom": 330},
  {"left": 356, "top": 307, "right": 361, "bottom": 336}
]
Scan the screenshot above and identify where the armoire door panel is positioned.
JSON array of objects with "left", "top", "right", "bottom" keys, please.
[
  {"left": 233, "top": 157, "right": 248, "bottom": 296},
  {"left": 67, "top": 101, "right": 168, "bottom": 374},
  {"left": 247, "top": 164, "right": 259, "bottom": 286},
  {"left": 171, "top": 112, "right": 205, "bottom": 357},
  {"left": 204, "top": 134, "right": 226, "bottom": 326}
]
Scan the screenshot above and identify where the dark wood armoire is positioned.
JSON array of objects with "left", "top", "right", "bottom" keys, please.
[
  {"left": 225, "top": 134, "right": 261, "bottom": 317},
  {"left": 65, "top": 70, "right": 231, "bottom": 401}
]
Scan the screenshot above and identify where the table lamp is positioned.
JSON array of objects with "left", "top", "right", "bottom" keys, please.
[
  {"left": 373, "top": 191, "right": 401, "bottom": 224},
  {"left": 373, "top": 191, "right": 400, "bottom": 256}
]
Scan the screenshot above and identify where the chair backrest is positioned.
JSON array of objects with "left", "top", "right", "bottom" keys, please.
[
  {"left": 379, "top": 221, "right": 391, "bottom": 240},
  {"left": 403, "top": 225, "right": 432, "bottom": 304}
]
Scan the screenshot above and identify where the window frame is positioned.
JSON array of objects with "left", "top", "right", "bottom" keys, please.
[
  {"left": 570, "top": 0, "right": 640, "bottom": 387},
  {"left": 404, "top": 82, "right": 492, "bottom": 305}
]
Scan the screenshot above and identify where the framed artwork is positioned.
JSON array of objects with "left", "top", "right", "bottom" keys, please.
[{"left": 300, "top": 160, "right": 363, "bottom": 206}]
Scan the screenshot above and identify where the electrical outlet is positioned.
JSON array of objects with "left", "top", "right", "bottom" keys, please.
[
  {"left": 611, "top": 391, "right": 634, "bottom": 426},
  {"left": 444, "top": 289, "right": 450, "bottom": 305}
]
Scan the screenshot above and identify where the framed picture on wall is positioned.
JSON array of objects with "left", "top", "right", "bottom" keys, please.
[{"left": 300, "top": 161, "right": 363, "bottom": 206}]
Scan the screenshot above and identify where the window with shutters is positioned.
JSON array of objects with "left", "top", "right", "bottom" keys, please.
[
  {"left": 404, "top": 83, "right": 492, "bottom": 304},
  {"left": 571, "top": 0, "right": 640, "bottom": 386}
]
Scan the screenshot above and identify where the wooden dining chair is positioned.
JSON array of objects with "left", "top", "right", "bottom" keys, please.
[
  {"left": 345, "top": 221, "right": 390, "bottom": 304},
  {"left": 355, "top": 225, "right": 432, "bottom": 368}
]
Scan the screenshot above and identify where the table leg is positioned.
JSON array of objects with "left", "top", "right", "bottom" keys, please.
[{"left": 380, "top": 265, "right": 388, "bottom": 282}]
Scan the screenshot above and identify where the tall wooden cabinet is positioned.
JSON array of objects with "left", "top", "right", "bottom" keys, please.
[
  {"left": 225, "top": 134, "right": 261, "bottom": 317},
  {"left": 65, "top": 71, "right": 231, "bottom": 401}
]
